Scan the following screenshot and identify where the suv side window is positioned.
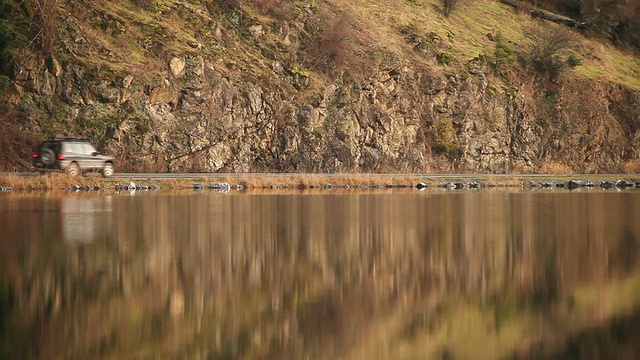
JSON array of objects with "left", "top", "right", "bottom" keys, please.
[
  {"left": 61, "top": 143, "right": 72, "bottom": 154},
  {"left": 65, "top": 143, "right": 83, "bottom": 155},
  {"left": 83, "top": 143, "right": 97, "bottom": 155}
]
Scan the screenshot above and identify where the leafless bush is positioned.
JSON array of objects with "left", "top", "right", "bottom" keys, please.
[
  {"left": 27, "top": 0, "right": 60, "bottom": 56},
  {"left": 540, "top": 161, "right": 573, "bottom": 174},
  {"left": 526, "top": 23, "right": 578, "bottom": 79},
  {"left": 516, "top": 1, "right": 534, "bottom": 14},
  {"left": 307, "top": 12, "right": 354, "bottom": 74},
  {"left": 624, "top": 160, "right": 640, "bottom": 174}
]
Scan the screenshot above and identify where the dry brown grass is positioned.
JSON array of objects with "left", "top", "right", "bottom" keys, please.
[
  {"left": 0, "top": 173, "right": 427, "bottom": 191},
  {"left": 623, "top": 160, "right": 640, "bottom": 174},
  {"left": 214, "top": 173, "right": 423, "bottom": 189},
  {"left": 0, "top": 173, "right": 103, "bottom": 189},
  {"left": 30, "top": 0, "right": 61, "bottom": 57},
  {"left": 539, "top": 161, "right": 573, "bottom": 174}
]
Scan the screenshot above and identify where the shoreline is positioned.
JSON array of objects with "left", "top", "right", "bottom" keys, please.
[{"left": 0, "top": 173, "right": 639, "bottom": 192}]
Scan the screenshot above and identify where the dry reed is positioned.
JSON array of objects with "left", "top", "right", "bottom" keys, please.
[
  {"left": 624, "top": 160, "right": 640, "bottom": 174},
  {"left": 0, "top": 173, "right": 102, "bottom": 190},
  {"left": 0, "top": 173, "right": 539, "bottom": 191}
]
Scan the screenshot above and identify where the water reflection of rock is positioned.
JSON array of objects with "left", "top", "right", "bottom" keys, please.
[
  {"left": 515, "top": 307, "right": 640, "bottom": 359},
  {"left": 2, "top": 192, "right": 640, "bottom": 359}
]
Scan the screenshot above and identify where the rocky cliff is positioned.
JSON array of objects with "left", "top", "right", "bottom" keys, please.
[{"left": 2, "top": 0, "right": 640, "bottom": 173}]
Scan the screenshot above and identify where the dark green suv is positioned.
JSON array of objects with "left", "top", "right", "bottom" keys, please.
[{"left": 32, "top": 139, "right": 115, "bottom": 177}]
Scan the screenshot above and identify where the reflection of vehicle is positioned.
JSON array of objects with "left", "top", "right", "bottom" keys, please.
[
  {"left": 60, "top": 196, "right": 113, "bottom": 244},
  {"left": 32, "top": 138, "right": 114, "bottom": 177}
]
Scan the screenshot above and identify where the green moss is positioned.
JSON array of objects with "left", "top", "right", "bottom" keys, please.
[
  {"left": 437, "top": 52, "right": 455, "bottom": 65},
  {"left": 152, "top": 1, "right": 170, "bottom": 13},
  {"left": 433, "top": 118, "right": 461, "bottom": 158},
  {"left": 289, "top": 65, "right": 309, "bottom": 78},
  {"left": 493, "top": 31, "right": 517, "bottom": 65},
  {"left": 487, "top": 82, "right": 500, "bottom": 95}
]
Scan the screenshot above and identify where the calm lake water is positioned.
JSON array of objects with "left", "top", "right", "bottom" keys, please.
[{"left": 1, "top": 188, "right": 640, "bottom": 359}]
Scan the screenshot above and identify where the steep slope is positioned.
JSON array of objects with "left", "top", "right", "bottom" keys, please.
[{"left": 1, "top": 0, "right": 640, "bottom": 173}]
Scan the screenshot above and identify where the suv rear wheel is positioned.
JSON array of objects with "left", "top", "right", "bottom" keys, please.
[
  {"left": 102, "top": 163, "right": 114, "bottom": 177},
  {"left": 40, "top": 149, "right": 55, "bottom": 166},
  {"left": 67, "top": 163, "right": 80, "bottom": 177}
]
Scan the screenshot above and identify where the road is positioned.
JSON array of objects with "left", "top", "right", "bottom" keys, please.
[{"left": 3, "top": 172, "right": 637, "bottom": 181}]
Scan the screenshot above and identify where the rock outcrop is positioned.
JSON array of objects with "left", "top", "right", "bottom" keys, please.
[{"left": 5, "top": 0, "right": 640, "bottom": 173}]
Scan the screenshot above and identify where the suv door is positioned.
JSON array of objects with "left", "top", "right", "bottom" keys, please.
[
  {"left": 81, "top": 143, "right": 102, "bottom": 171},
  {"left": 62, "top": 142, "right": 90, "bottom": 171}
]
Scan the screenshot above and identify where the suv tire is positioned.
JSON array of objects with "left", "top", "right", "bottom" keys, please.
[
  {"left": 41, "top": 149, "right": 55, "bottom": 166},
  {"left": 67, "top": 163, "right": 80, "bottom": 177},
  {"left": 102, "top": 163, "right": 114, "bottom": 177}
]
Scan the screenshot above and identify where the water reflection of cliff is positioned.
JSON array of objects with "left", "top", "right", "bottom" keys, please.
[{"left": 1, "top": 191, "right": 640, "bottom": 359}]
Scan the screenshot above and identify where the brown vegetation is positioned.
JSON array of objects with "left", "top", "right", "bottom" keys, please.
[
  {"left": 28, "top": 0, "right": 60, "bottom": 56},
  {"left": 0, "top": 173, "right": 535, "bottom": 192},
  {"left": 0, "top": 173, "right": 102, "bottom": 189},
  {"left": 305, "top": 10, "right": 357, "bottom": 75},
  {"left": 442, "top": 0, "right": 463, "bottom": 17},
  {"left": 539, "top": 161, "right": 573, "bottom": 174},
  {"left": 526, "top": 22, "right": 579, "bottom": 80},
  {"left": 521, "top": 0, "right": 640, "bottom": 52},
  {"left": 131, "top": 0, "right": 153, "bottom": 11},
  {"left": 0, "top": 107, "right": 40, "bottom": 172},
  {"left": 624, "top": 160, "right": 640, "bottom": 174}
]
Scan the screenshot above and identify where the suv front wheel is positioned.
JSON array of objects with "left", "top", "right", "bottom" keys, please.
[{"left": 67, "top": 163, "right": 80, "bottom": 177}]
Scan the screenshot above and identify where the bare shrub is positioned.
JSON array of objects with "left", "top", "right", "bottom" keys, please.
[
  {"left": 526, "top": 23, "right": 579, "bottom": 80},
  {"left": 307, "top": 12, "right": 355, "bottom": 74},
  {"left": 623, "top": 160, "right": 640, "bottom": 174},
  {"left": 28, "top": 0, "right": 60, "bottom": 56},
  {"left": 540, "top": 161, "right": 573, "bottom": 174},
  {"left": 516, "top": 1, "right": 534, "bottom": 14}
]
